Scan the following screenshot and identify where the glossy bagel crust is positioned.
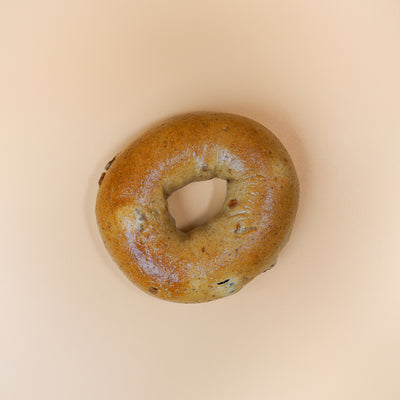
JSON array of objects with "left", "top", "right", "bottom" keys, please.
[{"left": 96, "top": 112, "right": 299, "bottom": 303}]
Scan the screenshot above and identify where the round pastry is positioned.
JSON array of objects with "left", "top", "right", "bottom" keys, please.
[{"left": 96, "top": 112, "right": 299, "bottom": 303}]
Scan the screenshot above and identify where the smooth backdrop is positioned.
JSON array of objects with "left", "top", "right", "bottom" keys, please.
[{"left": 1, "top": 1, "right": 400, "bottom": 399}]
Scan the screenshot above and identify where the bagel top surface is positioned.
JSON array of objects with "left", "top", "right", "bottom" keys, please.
[{"left": 96, "top": 112, "right": 299, "bottom": 303}]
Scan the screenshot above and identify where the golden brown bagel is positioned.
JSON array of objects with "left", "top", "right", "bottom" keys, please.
[{"left": 96, "top": 112, "right": 299, "bottom": 303}]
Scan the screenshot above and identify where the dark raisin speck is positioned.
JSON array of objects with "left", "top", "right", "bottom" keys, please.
[
  {"left": 229, "top": 199, "right": 238, "bottom": 208},
  {"left": 105, "top": 156, "right": 116, "bottom": 171},
  {"left": 149, "top": 287, "right": 158, "bottom": 294},
  {"left": 98, "top": 172, "right": 106, "bottom": 185},
  {"left": 217, "top": 279, "right": 230, "bottom": 285}
]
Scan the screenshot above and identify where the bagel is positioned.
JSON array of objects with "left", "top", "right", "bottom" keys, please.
[{"left": 96, "top": 112, "right": 299, "bottom": 303}]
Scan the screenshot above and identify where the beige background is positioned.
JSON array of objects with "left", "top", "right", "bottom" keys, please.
[{"left": 1, "top": 1, "right": 400, "bottom": 399}]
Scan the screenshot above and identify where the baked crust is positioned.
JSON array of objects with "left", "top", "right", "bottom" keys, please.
[{"left": 96, "top": 112, "right": 299, "bottom": 303}]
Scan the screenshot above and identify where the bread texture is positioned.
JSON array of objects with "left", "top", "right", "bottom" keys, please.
[{"left": 96, "top": 112, "right": 299, "bottom": 303}]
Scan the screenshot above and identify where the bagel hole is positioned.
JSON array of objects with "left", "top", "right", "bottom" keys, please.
[{"left": 167, "top": 178, "right": 227, "bottom": 232}]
